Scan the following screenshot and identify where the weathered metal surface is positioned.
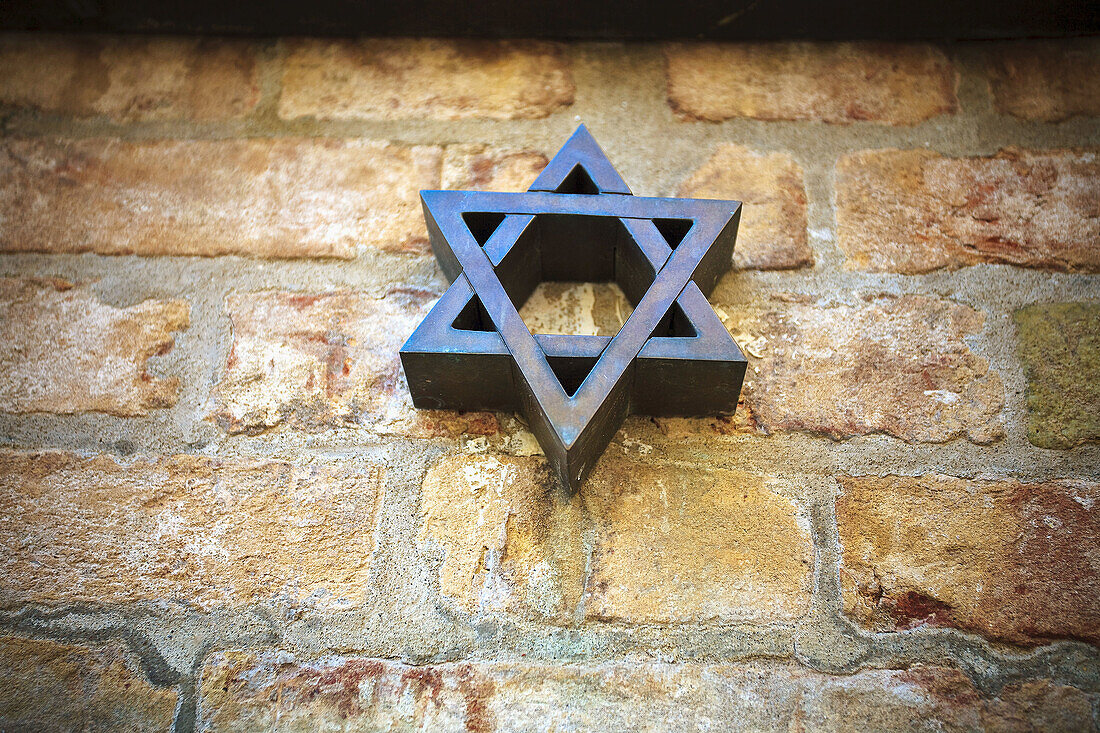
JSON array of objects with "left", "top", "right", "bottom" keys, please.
[{"left": 401, "top": 125, "right": 746, "bottom": 492}]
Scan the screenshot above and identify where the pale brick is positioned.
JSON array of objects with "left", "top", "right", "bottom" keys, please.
[
  {"left": 280, "top": 39, "right": 574, "bottom": 121},
  {"left": 837, "top": 474, "right": 1100, "bottom": 646},
  {"left": 989, "top": 39, "right": 1100, "bottom": 122},
  {"left": 583, "top": 454, "right": 813, "bottom": 623},
  {"left": 417, "top": 452, "right": 812, "bottom": 626},
  {"left": 731, "top": 294, "right": 1004, "bottom": 443},
  {"left": 214, "top": 289, "right": 497, "bottom": 437},
  {"left": 678, "top": 144, "right": 811, "bottom": 270},
  {"left": 836, "top": 148, "right": 1100, "bottom": 273},
  {"left": 419, "top": 454, "right": 584, "bottom": 622},
  {"left": 0, "top": 635, "right": 178, "bottom": 732},
  {"left": 0, "top": 34, "right": 259, "bottom": 121},
  {"left": 0, "top": 137, "right": 441, "bottom": 258},
  {"left": 0, "top": 277, "right": 188, "bottom": 416},
  {"left": 442, "top": 144, "right": 548, "bottom": 192},
  {"left": 665, "top": 42, "right": 956, "bottom": 125},
  {"left": 199, "top": 653, "right": 1096, "bottom": 732},
  {"left": 519, "top": 282, "right": 632, "bottom": 336},
  {"left": 0, "top": 451, "right": 384, "bottom": 610},
  {"left": 1015, "top": 302, "right": 1100, "bottom": 449}
]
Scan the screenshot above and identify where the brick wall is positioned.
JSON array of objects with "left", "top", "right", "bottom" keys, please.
[{"left": 0, "top": 34, "right": 1097, "bottom": 731}]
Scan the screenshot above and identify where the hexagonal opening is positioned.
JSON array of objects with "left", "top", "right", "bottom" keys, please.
[{"left": 453, "top": 212, "right": 697, "bottom": 395}]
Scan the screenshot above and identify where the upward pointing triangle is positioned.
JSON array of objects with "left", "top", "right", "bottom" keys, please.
[{"left": 529, "top": 125, "right": 632, "bottom": 195}]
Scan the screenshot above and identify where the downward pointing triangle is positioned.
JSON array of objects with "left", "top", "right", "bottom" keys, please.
[{"left": 462, "top": 211, "right": 507, "bottom": 245}]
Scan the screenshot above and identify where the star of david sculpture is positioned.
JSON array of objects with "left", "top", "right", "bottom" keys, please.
[{"left": 401, "top": 125, "right": 747, "bottom": 493}]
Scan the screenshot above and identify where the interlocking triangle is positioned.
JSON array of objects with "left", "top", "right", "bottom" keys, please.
[{"left": 401, "top": 125, "right": 746, "bottom": 492}]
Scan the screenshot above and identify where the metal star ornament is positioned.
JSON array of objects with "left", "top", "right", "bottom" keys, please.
[{"left": 401, "top": 125, "right": 747, "bottom": 493}]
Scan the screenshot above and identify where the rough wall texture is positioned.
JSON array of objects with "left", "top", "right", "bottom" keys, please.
[{"left": 0, "top": 34, "right": 1097, "bottom": 732}]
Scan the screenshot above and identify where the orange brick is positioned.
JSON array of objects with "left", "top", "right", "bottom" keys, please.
[
  {"left": 838, "top": 474, "right": 1100, "bottom": 646},
  {"left": 836, "top": 148, "right": 1100, "bottom": 273},
  {"left": 0, "top": 34, "right": 259, "bottom": 121},
  {"left": 281, "top": 39, "right": 574, "bottom": 121},
  {"left": 0, "top": 635, "right": 178, "bottom": 731},
  {"left": 583, "top": 454, "right": 813, "bottom": 623},
  {"left": 666, "top": 42, "right": 956, "bottom": 125},
  {"left": 0, "top": 138, "right": 441, "bottom": 258},
  {"left": 679, "top": 144, "right": 811, "bottom": 270},
  {"left": 419, "top": 454, "right": 584, "bottom": 622},
  {"left": 442, "top": 144, "right": 549, "bottom": 192},
  {"left": 731, "top": 295, "right": 1004, "bottom": 443},
  {"left": 988, "top": 39, "right": 1100, "bottom": 121}
]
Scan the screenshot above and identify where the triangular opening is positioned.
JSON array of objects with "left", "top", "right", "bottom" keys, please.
[
  {"left": 650, "top": 300, "right": 698, "bottom": 338},
  {"left": 554, "top": 164, "right": 600, "bottom": 195},
  {"left": 653, "top": 218, "right": 693, "bottom": 250},
  {"left": 462, "top": 211, "right": 507, "bottom": 246},
  {"left": 451, "top": 293, "right": 495, "bottom": 332},
  {"left": 547, "top": 355, "right": 598, "bottom": 397}
]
